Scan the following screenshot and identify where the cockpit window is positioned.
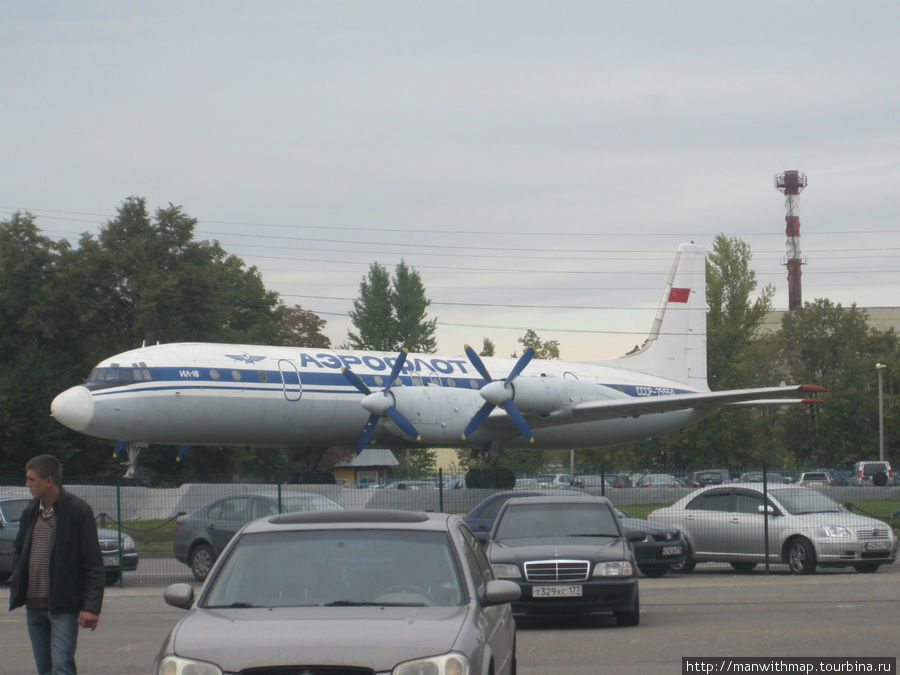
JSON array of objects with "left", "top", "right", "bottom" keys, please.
[{"left": 85, "top": 367, "right": 154, "bottom": 390}]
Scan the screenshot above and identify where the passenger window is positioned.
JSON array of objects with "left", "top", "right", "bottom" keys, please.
[
  {"left": 734, "top": 493, "right": 764, "bottom": 514},
  {"left": 686, "top": 491, "right": 733, "bottom": 512}
]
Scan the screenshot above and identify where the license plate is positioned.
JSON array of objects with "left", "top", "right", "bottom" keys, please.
[
  {"left": 865, "top": 541, "right": 891, "bottom": 552},
  {"left": 103, "top": 556, "right": 118, "bottom": 567},
  {"left": 533, "top": 585, "right": 582, "bottom": 598},
  {"left": 662, "top": 546, "right": 683, "bottom": 556}
]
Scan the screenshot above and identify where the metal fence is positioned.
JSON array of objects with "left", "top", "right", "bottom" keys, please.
[{"left": 2, "top": 468, "right": 898, "bottom": 587}]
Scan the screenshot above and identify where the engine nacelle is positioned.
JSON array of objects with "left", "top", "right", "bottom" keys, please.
[{"left": 491, "top": 376, "right": 591, "bottom": 414}]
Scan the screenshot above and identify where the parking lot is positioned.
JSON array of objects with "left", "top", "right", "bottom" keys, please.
[{"left": 2, "top": 563, "right": 897, "bottom": 674}]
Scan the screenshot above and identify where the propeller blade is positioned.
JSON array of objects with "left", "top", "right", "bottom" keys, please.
[
  {"left": 385, "top": 348, "right": 409, "bottom": 391},
  {"left": 502, "top": 400, "right": 534, "bottom": 443},
  {"left": 505, "top": 347, "right": 535, "bottom": 384},
  {"left": 342, "top": 366, "right": 372, "bottom": 396},
  {"left": 354, "top": 413, "right": 380, "bottom": 453},
  {"left": 385, "top": 407, "right": 421, "bottom": 441},
  {"left": 461, "top": 401, "right": 495, "bottom": 440},
  {"left": 464, "top": 344, "right": 493, "bottom": 384}
]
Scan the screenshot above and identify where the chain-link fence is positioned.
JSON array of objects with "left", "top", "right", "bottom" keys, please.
[{"left": 2, "top": 467, "right": 898, "bottom": 586}]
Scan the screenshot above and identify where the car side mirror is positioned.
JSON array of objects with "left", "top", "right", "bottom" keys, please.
[
  {"left": 758, "top": 505, "right": 776, "bottom": 516},
  {"left": 164, "top": 583, "right": 195, "bottom": 610},
  {"left": 484, "top": 579, "right": 521, "bottom": 605}
]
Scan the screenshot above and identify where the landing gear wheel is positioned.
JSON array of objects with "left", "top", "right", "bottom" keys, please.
[{"left": 786, "top": 538, "right": 817, "bottom": 575}]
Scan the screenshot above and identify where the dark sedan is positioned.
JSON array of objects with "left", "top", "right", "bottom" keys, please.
[
  {"left": 485, "top": 495, "right": 641, "bottom": 625},
  {"left": 464, "top": 491, "right": 684, "bottom": 577},
  {"left": 0, "top": 495, "right": 138, "bottom": 585},
  {"left": 173, "top": 492, "right": 343, "bottom": 580}
]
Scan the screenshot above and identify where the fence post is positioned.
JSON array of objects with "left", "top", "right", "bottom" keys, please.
[
  {"left": 115, "top": 482, "right": 123, "bottom": 586},
  {"left": 763, "top": 462, "right": 770, "bottom": 575},
  {"left": 438, "top": 468, "right": 444, "bottom": 513},
  {"left": 277, "top": 482, "right": 283, "bottom": 513},
  {"left": 601, "top": 465, "right": 606, "bottom": 497}
]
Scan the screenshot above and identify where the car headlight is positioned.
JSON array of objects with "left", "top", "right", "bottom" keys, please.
[
  {"left": 593, "top": 561, "right": 634, "bottom": 577},
  {"left": 394, "top": 652, "right": 469, "bottom": 675},
  {"left": 822, "top": 525, "right": 852, "bottom": 538},
  {"left": 157, "top": 655, "right": 222, "bottom": 675},
  {"left": 122, "top": 534, "right": 137, "bottom": 551},
  {"left": 490, "top": 563, "right": 522, "bottom": 579}
]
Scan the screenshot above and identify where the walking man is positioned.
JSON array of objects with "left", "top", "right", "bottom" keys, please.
[{"left": 9, "top": 454, "right": 105, "bottom": 675}]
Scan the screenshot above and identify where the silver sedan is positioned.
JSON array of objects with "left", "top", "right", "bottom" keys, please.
[
  {"left": 154, "top": 510, "right": 520, "bottom": 675},
  {"left": 648, "top": 483, "right": 897, "bottom": 574}
]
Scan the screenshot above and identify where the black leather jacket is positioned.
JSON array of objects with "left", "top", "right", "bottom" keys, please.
[{"left": 9, "top": 489, "right": 105, "bottom": 614}]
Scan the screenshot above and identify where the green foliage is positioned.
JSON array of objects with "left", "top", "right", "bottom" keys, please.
[
  {"left": 515, "top": 329, "right": 560, "bottom": 359},
  {"left": 347, "top": 260, "right": 437, "bottom": 353},
  {"left": 279, "top": 304, "right": 331, "bottom": 347},
  {"left": 479, "top": 338, "right": 495, "bottom": 357},
  {"left": 706, "top": 234, "right": 774, "bottom": 389},
  {"left": 0, "top": 198, "right": 314, "bottom": 478},
  {"left": 390, "top": 448, "right": 437, "bottom": 478}
]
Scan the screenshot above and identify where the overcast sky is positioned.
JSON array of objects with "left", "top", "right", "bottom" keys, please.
[{"left": 3, "top": 1, "right": 899, "bottom": 360}]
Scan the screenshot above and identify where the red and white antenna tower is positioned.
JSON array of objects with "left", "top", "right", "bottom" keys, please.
[{"left": 775, "top": 170, "right": 808, "bottom": 310}]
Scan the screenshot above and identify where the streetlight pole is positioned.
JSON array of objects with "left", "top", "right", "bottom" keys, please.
[{"left": 876, "top": 363, "right": 886, "bottom": 462}]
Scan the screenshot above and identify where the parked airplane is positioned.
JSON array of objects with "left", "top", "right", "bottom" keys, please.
[{"left": 51, "top": 243, "right": 823, "bottom": 474}]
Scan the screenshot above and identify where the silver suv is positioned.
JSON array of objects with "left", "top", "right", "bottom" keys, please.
[{"left": 848, "top": 461, "right": 893, "bottom": 487}]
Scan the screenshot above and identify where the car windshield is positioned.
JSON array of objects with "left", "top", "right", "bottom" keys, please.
[
  {"left": 203, "top": 529, "right": 465, "bottom": 609},
  {"left": 495, "top": 502, "right": 620, "bottom": 539},
  {"left": 773, "top": 489, "right": 845, "bottom": 515},
  {"left": 0, "top": 498, "right": 30, "bottom": 523}
]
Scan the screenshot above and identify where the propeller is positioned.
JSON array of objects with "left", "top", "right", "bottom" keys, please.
[
  {"left": 342, "top": 348, "right": 421, "bottom": 453},
  {"left": 461, "top": 345, "right": 536, "bottom": 443}
]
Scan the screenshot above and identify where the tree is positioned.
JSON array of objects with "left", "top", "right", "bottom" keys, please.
[
  {"left": 479, "top": 338, "right": 495, "bottom": 357},
  {"left": 706, "top": 234, "right": 774, "bottom": 390},
  {"left": 279, "top": 304, "right": 331, "bottom": 347},
  {"left": 776, "top": 300, "right": 897, "bottom": 467},
  {"left": 347, "top": 261, "right": 437, "bottom": 352},
  {"left": 0, "top": 198, "right": 289, "bottom": 478},
  {"left": 347, "top": 263, "right": 395, "bottom": 351},
  {"left": 392, "top": 261, "right": 437, "bottom": 353},
  {"left": 515, "top": 329, "right": 560, "bottom": 359}
]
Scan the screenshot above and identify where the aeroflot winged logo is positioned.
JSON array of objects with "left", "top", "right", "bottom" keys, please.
[{"left": 225, "top": 353, "right": 267, "bottom": 365}]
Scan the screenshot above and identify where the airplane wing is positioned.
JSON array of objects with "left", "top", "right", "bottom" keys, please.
[
  {"left": 566, "top": 384, "right": 825, "bottom": 422},
  {"left": 472, "top": 384, "right": 824, "bottom": 433}
]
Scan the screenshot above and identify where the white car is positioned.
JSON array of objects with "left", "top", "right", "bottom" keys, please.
[{"left": 648, "top": 483, "right": 897, "bottom": 574}]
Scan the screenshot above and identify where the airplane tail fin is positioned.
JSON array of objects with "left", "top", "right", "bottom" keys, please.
[{"left": 608, "top": 243, "right": 708, "bottom": 390}]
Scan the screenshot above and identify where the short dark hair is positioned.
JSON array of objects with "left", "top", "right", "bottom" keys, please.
[{"left": 26, "top": 455, "right": 62, "bottom": 485}]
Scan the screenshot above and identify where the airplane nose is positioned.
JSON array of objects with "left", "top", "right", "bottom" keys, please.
[{"left": 51, "top": 386, "right": 94, "bottom": 432}]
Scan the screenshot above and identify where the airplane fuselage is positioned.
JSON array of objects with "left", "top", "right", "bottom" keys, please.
[{"left": 52, "top": 342, "right": 707, "bottom": 450}]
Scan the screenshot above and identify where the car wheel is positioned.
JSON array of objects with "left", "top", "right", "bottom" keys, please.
[
  {"left": 671, "top": 549, "right": 696, "bottom": 573},
  {"left": 854, "top": 563, "right": 881, "bottom": 573},
  {"left": 104, "top": 570, "right": 122, "bottom": 585},
  {"left": 639, "top": 565, "right": 669, "bottom": 578},
  {"left": 190, "top": 543, "right": 216, "bottom": 581},
  {"left": 786, "top": 538, "right": 817, "bottom": 575},
  {"left": 615, "top": 588, "right": 640, "bottom": 627},
  {"left": 730, "top": 562, "right": 757, "bottom": 573}
]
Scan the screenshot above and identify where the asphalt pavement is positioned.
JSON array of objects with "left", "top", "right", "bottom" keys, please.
[{"left": 2, "top": 563, "right": 897, "bottom": 674}]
